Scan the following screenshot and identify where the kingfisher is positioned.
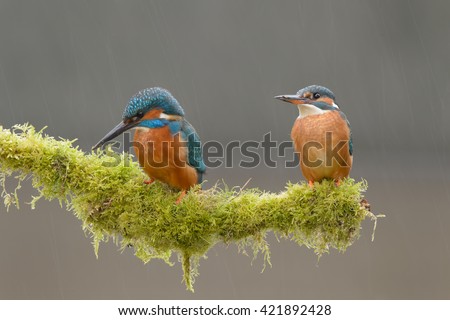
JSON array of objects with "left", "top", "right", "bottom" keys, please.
[
  {"left": 275, "top": 85, "right": 352, "bottom": 187},
  {"left": 92, "top": 87, "right": 206, "bottom": 203}
]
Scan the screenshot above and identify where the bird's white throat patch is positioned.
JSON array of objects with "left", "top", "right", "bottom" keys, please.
[
  {"left": 297, "top": 103, "right": 339, "bottom": 118},
  {"left": 297, "top": 104, "right": 326, "bottom": 118}
]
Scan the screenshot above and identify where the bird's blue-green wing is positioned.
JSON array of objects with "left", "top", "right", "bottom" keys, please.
[
  {"left": 347, "top": 120, "right": 353, "bottom": 156},
  {"left": 180, "top": 120, "right": 206, "bottom": 183},
  {"left": 338, "top": 111, "right": 353, "bottom": 156}
]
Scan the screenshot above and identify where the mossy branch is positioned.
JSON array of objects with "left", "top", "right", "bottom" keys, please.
[{"left": 0, "top": 124, "right": 380, "bottom": 291}]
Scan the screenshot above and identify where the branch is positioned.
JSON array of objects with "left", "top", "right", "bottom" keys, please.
[{"left": 0, "top": 124, "right": 380, "bottom": 291}]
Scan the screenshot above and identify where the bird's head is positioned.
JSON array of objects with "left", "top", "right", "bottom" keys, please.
[
  {"left": 275, "top": 85, "right": 339, "bottom": 117},
  {"left": 92, "top": 87, "right": 184, "bottom": 150}
]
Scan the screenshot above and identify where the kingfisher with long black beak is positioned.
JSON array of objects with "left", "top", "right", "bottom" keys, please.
[
  {"left": 275, "top": 85, "right": 352, "bottom": 187},
  {"left": 93, "top": 87, "right": 206, "bottom": 203}
]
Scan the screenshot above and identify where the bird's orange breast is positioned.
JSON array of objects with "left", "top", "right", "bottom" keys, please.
[
  {"left": 291, "top": 110, "right": 352, "bottom": 182},
  {"left": 133, "top": 126, "right": 198, "bottom": 190}
]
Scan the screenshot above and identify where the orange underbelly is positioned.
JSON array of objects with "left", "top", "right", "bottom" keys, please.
[
  {"left": 133, "top": 127, "right": 198, "bottom": 190},
  {"left": 291, "top": 111, "right": 352, "bottom": 182}
]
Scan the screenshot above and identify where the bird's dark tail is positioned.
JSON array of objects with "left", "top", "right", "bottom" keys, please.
[{"left": 197, "top": 171, "right": 205, "bottom": 187}]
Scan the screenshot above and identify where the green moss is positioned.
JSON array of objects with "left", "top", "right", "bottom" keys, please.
[{"left": 0, "top": 124, "right": 381, "bottom": 291}]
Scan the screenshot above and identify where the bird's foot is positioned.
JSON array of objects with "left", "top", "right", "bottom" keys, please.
[
  {"left": 308, "top": 180, "right": 314, "bottom": 188},
  {"left": 175, "top": 190, "right": 187, "bottom": 205},
  {"left": 144, "top": 178, "right": 155, "bottom": 185},
  {"left": 334, "top": 179, "right": 341, "bottom": 187}
]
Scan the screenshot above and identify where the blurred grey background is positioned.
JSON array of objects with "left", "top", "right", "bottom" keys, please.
[{"left": 0, "top": 0, "right": 449, "bottom": 299}]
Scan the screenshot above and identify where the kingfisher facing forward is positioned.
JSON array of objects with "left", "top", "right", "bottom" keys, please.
[
  {"left": 275, "top": 85, "right": 352, "bottom": 187},
  {"left": 93, "top": 87, "right": 206, "bottom": 203}
]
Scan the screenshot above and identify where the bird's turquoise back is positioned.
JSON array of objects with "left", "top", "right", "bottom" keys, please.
[{"left": 180, "top": 120, "right": 206, "bottom": 183}]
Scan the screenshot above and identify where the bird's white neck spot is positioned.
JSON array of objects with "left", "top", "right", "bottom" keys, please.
[
  {"left": 332, "top": 102, "right": 340, "bottom": 109},
  {"left": 297, "top": 104, "right": 327, "bottom": 118},
  {"left": 159, "top": 113, "right": 183, "bottom": 121}
]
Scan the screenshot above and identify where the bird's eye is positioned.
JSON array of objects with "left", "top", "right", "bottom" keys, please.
[
  {"left": 313, "top": 92, "right": 321, "bottom": 99},
  {"left": 136, "top": 111, "right": 144, "bottom": 118}
]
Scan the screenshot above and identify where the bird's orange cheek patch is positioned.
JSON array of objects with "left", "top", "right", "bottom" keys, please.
[
  {"left": 142, "top": 108, "right": 163, "bottom": 120},
  {"left": 317, "top": 97, "right": 334, "bottom": 106}
]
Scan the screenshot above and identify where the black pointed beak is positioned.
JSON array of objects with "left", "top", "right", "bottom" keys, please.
[
  {"left": 92, "top": 120, "right": 139, "bottom": 150},
  {"left": 274, "top": 95, "right": 311, "bottom": 105}
]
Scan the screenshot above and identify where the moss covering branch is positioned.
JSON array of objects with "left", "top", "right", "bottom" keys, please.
[{"left": 0, "top": 124, "right": 380, "bottom": 291}]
